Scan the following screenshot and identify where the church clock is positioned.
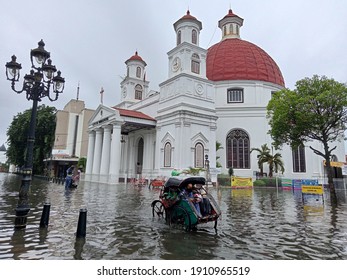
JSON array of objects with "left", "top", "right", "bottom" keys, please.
[
  {"left": 122, "top": 87, "right": 127, "bottom": 98},
  {"left": 172, "top": 57, "right": 181, "bottom": 72}
]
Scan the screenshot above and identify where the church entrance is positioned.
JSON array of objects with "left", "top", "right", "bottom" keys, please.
[{"left": 136, "top": 138, "right": 144, "bottom": 176}]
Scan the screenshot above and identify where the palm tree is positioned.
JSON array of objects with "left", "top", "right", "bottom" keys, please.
[
  {"left": 266, "top": 152, "right": 285, "bottom": 177},
  {"left": 251, "top": 144, "right": 285, "bottom": 177},
  {"left": 250, "top": 144, "right": 271, "bottom": 176},
  {"left": 216, "top": 141, "right": 223, "bottom": 168}
]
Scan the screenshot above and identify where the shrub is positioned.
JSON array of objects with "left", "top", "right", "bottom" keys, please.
[
  {"left": 217, "top": 174, "right": 231, "bottom": 186},
  {"left": 253, "top": 178, "right": 282, "bottom": 187},
  {"left": 253, "top": 179, "right": 266, "bottom": 187},
  {"left": 228, "top": 167, "right": 234, "bottom": 177}
]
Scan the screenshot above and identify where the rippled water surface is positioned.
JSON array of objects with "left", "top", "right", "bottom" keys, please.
[{"left": 1, "top": 173, "right": 347, "bottom": 260}]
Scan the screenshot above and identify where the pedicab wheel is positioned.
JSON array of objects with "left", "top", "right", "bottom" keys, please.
[
  {"left": 151, "top": 200, "right": 167, "bottom": 220},
  {"left": 169, "top": 205, "right": 191, "bottom": 232}
]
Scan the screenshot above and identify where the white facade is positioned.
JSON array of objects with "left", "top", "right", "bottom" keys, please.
[{"left": 85, "top": 10, "right": 345, "bottom": 184}]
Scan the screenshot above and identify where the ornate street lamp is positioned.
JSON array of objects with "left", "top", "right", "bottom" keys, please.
[
  {"left": 5, "top": 40, "right": 65, "bottom": 229},
  {"left": 205, "top": 154, "right": 210, "bottom": 183}
]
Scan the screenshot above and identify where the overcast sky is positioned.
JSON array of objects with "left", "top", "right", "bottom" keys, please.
[{"left": 0, "top": 0, "right": 346, "bottom": 148}]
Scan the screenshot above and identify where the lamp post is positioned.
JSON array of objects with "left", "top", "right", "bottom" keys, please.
[
  {"left": 5, "top": 40, "right": 65, "bottom": 229},
  {"left": 205, "top": 154, "right": 210, "bottom": 184}
]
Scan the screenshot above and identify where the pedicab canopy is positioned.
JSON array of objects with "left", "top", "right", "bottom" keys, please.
[{"left": 164, "top": 176, "right": 206, "bottom": 192}]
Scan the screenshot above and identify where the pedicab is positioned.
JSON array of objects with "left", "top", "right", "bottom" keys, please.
[{"left": 151, "top": 176, "right": 221, "bottom": 231}]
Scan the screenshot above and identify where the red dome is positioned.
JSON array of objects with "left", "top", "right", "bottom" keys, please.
[
  {"left": 126, "top": 51, "right": 146, "bottom": 66},
  {"left": 206, "top": 38, "right": 285, "bottom": 87}
]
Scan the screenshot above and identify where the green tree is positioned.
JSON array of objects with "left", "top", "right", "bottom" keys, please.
[
  {"left": 184, "top": 166, "right": 204, "bottom": 175},
  {"left": 216, "top": 141, "right": 223, "bottom": 168},
  {"left": 266, "top": 152, "right": 285, "bottom": 178},
  {"left": 6, "top": 105, "right": 57, "bottom": 175},
  {"left": 250, "top": 143, "right": 271, "bottom": 175},
  {"left": 267, "top": 75, "right": 347, "bottom": 202},
  {"left": 250, "top": 144, "right": 285, "bottom": 177},
  {"left": 78, "top": 157, "right": 87, "bottom": 172}
]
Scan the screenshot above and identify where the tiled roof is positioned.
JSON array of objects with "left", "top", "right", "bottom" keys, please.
[
  {"left": 207, "top": 38, "right": 285, "bottom": 87},
  {"left": 114, "top": 108, "right": 156, "bottom": 121}
]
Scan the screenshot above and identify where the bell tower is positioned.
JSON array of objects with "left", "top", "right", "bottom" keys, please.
[
  {"left": 120, "top": 51, "right": 149, "bottom": 103},
  {"left": 168, "top": 10, "right": 206, "bottom": 79}
]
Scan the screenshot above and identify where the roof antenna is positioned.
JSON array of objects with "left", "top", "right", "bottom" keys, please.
[
  {"left": 76, "top": 81, "right": 80, "bottom": 100},
  {"left": 207, "top": 25, "right": 217, "bottom": 48}
]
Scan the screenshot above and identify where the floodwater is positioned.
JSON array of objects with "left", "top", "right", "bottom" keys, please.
[{"left": 0, "top": 172, "right": 347, "bottom": 260}]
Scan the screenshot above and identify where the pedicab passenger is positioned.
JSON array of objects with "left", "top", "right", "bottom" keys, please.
[
  {"left": 198, "top": 187, "right": 212, "bottom": 216},
  {"left": 180, "top": 183, "right": 202, "bottom": 216}
]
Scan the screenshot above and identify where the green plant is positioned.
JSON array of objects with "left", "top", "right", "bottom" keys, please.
[
  {"left": 217, "top": 174, "right": 231, "bottom": 186},
  {"left": 77, "top": 157, "right": 87, "bottom": 172},
  {"left": 216, "top": 141, "right": 223, "bottom": 168},
  {"left": 185, "top": 166, "right": 204, "bottom": 175},
  {"left": 253, "top": 179, "right": 266, "bottom": 187},
  {"left": 228, "top": 167, "right": 234, "bottom": 177},
  {"left": 253, "top": 178, "right": 282, "bottom": 187}
]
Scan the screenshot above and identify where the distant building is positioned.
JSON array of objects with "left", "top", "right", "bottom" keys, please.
[
  {"left": 0, "top": 144, "right": 8, "bottom": 172},
  {"left": 46, "top": 99, "right": 94, "bottom": 177},
  {"left": 0, "top": 144, "right": 6, "bottom": 162}
]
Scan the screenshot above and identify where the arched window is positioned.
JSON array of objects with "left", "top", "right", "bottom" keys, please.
[
  {"left": 164, "top": 142, "right": 172, "bottom": 167},
  {"left": 226, "top": 129, "right": 250, "bottom": 169},
  {"left": 236, "top": 25, "right": 240, "bottom": 35},
  {"left": 223, "top": 26, "right": 227, "bottom": 36},
  {"left": 135, "top": 84, "right": 143, "bottom": 100},
  {"left": 195, "top": 142, "right": 204, "bottom": 168},
  {"left": 177, "top": 31, "right": 181, "bottom": 45},
  {"left": 136, "top": 67, "right": 141, "bottom": 78},
  {"left": 230, "top": 24, "right": 233, "bottom": 34},
  {"left": 292, "top": 145, "right": 306, "bottom": 172},
  {"left": 191, "top": 53, "right": 200, "bottom": 74},
  {"left": 192, "top": 29, "right": 197, "bottom": 44}
]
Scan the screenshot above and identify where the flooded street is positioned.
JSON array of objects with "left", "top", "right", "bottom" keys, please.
[{"left": 1, "top": 172, "right": 347, "bottom": 260}]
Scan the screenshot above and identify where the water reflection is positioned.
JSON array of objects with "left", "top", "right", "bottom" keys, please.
[{"left": 0, "top": 173, "right": 347, "bottom": 260}]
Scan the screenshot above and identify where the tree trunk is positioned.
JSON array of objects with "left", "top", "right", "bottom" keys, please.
[{"left": 326, "top": 164, "right": 338, "bottom": 204}]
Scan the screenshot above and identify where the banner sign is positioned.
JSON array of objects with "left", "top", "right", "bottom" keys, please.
[
  {"left": 231, "top": 176, "right": 253, "bottom": 188},
  {"left": 293, "top": 179, "right": 302, "bottom": 189},
  {"left": 282, "top": 178, "right": 292, "bottom": 190},
  {"left": 302, "top": 179, "right": 319, "bottom": 186},
  {"left": 302, "top": 185, "right": 324, "bottom": 195},
  {"left": 323, "top": 160, "right": 345, "bottom": 168}
]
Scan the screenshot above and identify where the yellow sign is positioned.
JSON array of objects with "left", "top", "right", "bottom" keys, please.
[
  {"left": 323, "top": 160, "right": 345, "bottom": 167},
  {"left": 231, "top": 189, "right": 253, "bottom": 197},
  {"left": 231, "top": 176, "right": 253, "bottom": 188},
  {"left": 302, "top": 185, "right": 323, "bottom": 195}
]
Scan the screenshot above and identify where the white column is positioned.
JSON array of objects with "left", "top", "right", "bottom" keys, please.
[
  {"left": 154, "top": 126, "right": 161, "bottom": 170},
  {"left": 121, "top": 135, "right": 129, "bottom": 181},
  {"left": 128, "top": 136, "right": 135, "bottom": 177},
  {"left": 85, "top": 130, "right": 95, "bottom": 174},
  {"left": 100, "top": 125, "right": 112, "bottom": 175},
  {"left": 142, "top": 132, "right": 153, "bottom": 177},
  {"left": 109, "top": 123, "right": 122, "bottom": 181},
  {"left": 92, "top": 128, "right": 103, "bottom": 174}
]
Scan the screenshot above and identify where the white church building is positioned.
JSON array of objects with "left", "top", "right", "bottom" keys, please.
[{"left": 84, "top": 9, "right": 345, "bottom": 184}]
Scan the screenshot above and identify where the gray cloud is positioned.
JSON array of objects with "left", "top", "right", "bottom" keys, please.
[{"left": 1, "top": 0, "right": 346, "bottom": 148}]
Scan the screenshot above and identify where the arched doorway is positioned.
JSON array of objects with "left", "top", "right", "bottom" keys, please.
[{"left": 136, "top": 138, "right": 144, "bottom": 176}]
